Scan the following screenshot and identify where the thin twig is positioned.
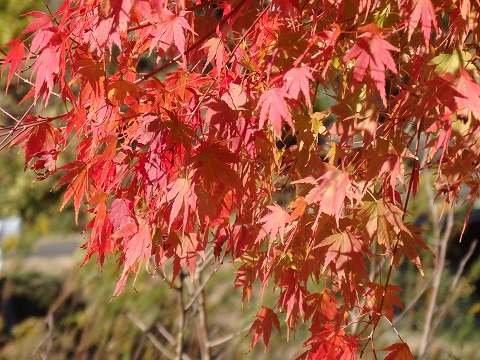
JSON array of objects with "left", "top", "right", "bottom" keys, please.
[
  {"left": 430, "top": 239, "right": 478, "bottom": 337},
  {"left": 175, "top": 273, "right": 186, "bottom": 360},
  {"left": 185, "top": 268, "right": 215, "bottom": 311},
  {"left": 127, "top": 312, "right": 176, "bottom": 360},
  {"left": 418, "top": 204, "right": 454, "bottom": 359},
  {"left": 208, "top": 324, "right": 251, "bottom": 347},
  {"left": 194, "top": 271, "right": 211, "bottom": 360},
  {"left": 156, "top": 323, "right": 177, "bottom": 346}
]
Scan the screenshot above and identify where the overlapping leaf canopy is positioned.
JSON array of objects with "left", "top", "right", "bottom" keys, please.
[{"left": 1, "top": 0, "right": 480, "bottom": 357}]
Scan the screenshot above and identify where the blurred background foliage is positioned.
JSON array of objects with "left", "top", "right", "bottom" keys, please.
[{"left": 0, "top": 1, "right": 479, "bottom": 359}]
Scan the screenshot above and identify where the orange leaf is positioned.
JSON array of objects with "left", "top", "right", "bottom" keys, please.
[
  {"left": 344, "top": 31, "right": 398, "bottom": 104},
  {"left": 383, "top": 342, "right": 414, "bottom": 360},
  {"left": 248, "top": 306, "right": 281, "bottom": 352}
]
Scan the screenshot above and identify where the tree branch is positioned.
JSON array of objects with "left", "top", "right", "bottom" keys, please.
[{"left": 127, "top": 312, "right": 176, "bottom": 360}]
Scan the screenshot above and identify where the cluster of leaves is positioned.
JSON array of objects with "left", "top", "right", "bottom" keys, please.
[{"left": 1, "top": 0, "right": 480, "bottom": 358}]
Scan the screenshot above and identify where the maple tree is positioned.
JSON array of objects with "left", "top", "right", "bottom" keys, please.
[{"left": 1, "top": 0, "right": 480, "bottom": 358}]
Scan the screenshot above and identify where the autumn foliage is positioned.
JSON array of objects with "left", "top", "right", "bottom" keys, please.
[{"left": 1, "top": 0, "right": 480, "bottom": 358}]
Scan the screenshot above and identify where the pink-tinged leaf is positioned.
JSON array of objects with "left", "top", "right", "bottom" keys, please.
[
  {"left": 408, "top": 0, "right": 437, "bottom": 47},
  {"left": 301, "top": 168, "right": 352, "bottom": 221},
  {"left": 31, "top": 47, "right": 59, "bottom": 102},
  {"left": 344, "top": 30, "right": 398, "bottom": 105},
  {"left": 283, "top": 67, "right": 313, "bottom": 107},
  {"left": 21, "top": 11, "right": 51, "bottom": 34},
  {"left": 154, "top": 10, "right": 194, "bottom": 55},
  {"left": 100, "top": 0, "right": 135, "bottom": 32},
  {"left": 201, "top": 37, "right": 226, "bottom": 76},
  {"left": 441, "top": 69, "right": 480, "bottom": 119},
  {"left": 2, "top": 39, "right": 24, "bottom": 92},
  {"left": 109, "top": 198, "right": 133, "bottom": 230},
  {"left": 166, "top": 177, "right": 197, "bottom": 232},
  {"left": 221, "top": 82, "right": 247, "bottom": 110},
  {"left": 257, "top": 88, "right": 293, "bottom": 138},
  {"left": 121, "top": 219, "right": 152, "bottom": 280},
  {"left": 257, "top": 204, "right": 290, "bottom": 243},
  {"left": 164, "top": 231, "right": 202, "bottom": 280},
  {"left": 248, "top": 307, "right": 281, "bottom": 352},
  {"left": 383, "top": 342, "right": 414, "bottom": 360}
]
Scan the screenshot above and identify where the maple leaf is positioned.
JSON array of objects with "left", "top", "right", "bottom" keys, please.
[
  {"left": 2, "top": 39, "right": 24, "bottom": 92},
  {"left": 304, "top": 290, "right": 338, "bottom": 323},
  {"left": 153, "top": 10, "right": 194, "bottom": 55},
  {"left": 31, "top": 47, "right": 59, "bottom": 103},
  {"left": 296, "top": 167, "right": 354, "bottom": 222},
  {"left": 278, "top": 269, "right": 307, "bottom": 332},
  {"left": 201, "top": 37, "right": 226, "bottom": 76},
  {"left": 383, "top": 342, "right": 414, "bottom": 360},
  {"left": 288, "top": 196, "right": 308, "bottom": 222},
  {"left": 440, "top": 69, "right": 480, "bottom": 119},
  {"left": 21, "top": 11, "right": 52, "bottom": 35},
  {"left": 166, "top": 177, "right": 197, "bottom": 233},
  {"left": 164, "top": 231, "right": 202, "bottom": 280},
  {"left": 344, "top": 29, "right": 398, "bottom": 104},
  {"left": 257, "top": 88, "right": 294, "bottom": 138},
  {"left": 257, "top": 204, "right": 290, "bottom": 244},
  {"left": 99, "top": 0, "right": 134, "bottom": 32},
  {"left": 365, "top": 284, "right": 403, "bottom": 321},
  {"left": 56, "top": 161, "right": 89, "bottom": 223},
  {"left": 407, "top": 0, "right": 437, "bottom": 47},
  {"left": 118, "top": 218, "right": 152, "bottom": 284},
  {"left": 321, "top": 232, "right": 363, "bottom": 271},
  {"left": 9, "top": 117, "right": 59, "bottom": 170},
  {"left": 221, "top": 82, "right": 247, "bottom": 110},
  {"left": 248, "top": 306, "right": 281, "bottom": 352},
  {"left": 189, "top": 141, "right": 243, "bottom": 201},
  {"left": 304, "top": 324, "right": 357, "bottom": 360},
  {"left": 358, "top": 200, "right": 408, "bottom": 255},
  {"left": 109, "top": 198, "right": 133, "bottom": 231},
  {"left": 283, "top": 67, "right": 313, "bottom": 108},
  {"left": 396, "top": 222, "right": 431, "bottom": 275}
]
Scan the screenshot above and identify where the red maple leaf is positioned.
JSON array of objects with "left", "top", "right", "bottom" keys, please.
[
  {"left": 164, "top": 231, "right": 202, "bottom": 281},
  {"left": 365, "top": 284, "right": 403, "bottom": 321},
  {"left": 297, "top": 167, "right": 354, "bottom": 222},
  {"left": 257, "top": 87, "right": 294, "bottom": 138},
  {"left": 99, "top": 0, "right": 135, "bottom": 32},
  {"left": 383, "top": 342, "right": 414, "bottom": 360},
  {"left": 248, "top": 306, "right": 281, "bottom": 352},
  {"left": 31, "top": 47, "right": 59, "bottom": 103},
  {"left": 303, "top": 324, "right": 357, "bottom": 360},
  {"left": 283, "top": 67, "right": 313, "bottom": 108},
  {"left": 358, "top": 200, "right": 408, "bottom": 255},
  {"left": 201, "top": 37, "right": 226, "bottom": 76},
  {"left": 166, "top": 177, "right": 197, "bottom": 232},
  {"left": 118, "top": 218, "right": 152, "bottom": 282},
  {"left": 21, "top": 11, "right": 52, "bottom": 35},
  {"left": 153, "top": 10, "right": 194, "bottom": 55},
  {"left": 344, "top": 27, "right": 398, "bottom": 104},
  {"left": 56, "top": 161, "right": 89, "bottom": 223},
  {"left": 407, "top": 0, "right": 437, "bottom": 47},
  {"left": 2, "top": 39, "right": 24, "bottom": 91},
  {"left": 441, "top": 69, "right": 480, "bottom": 119}
]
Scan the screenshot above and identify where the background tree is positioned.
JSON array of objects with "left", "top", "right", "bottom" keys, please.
[{"left": 1, "top": 0, "right": 480, "bottom": 358}]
